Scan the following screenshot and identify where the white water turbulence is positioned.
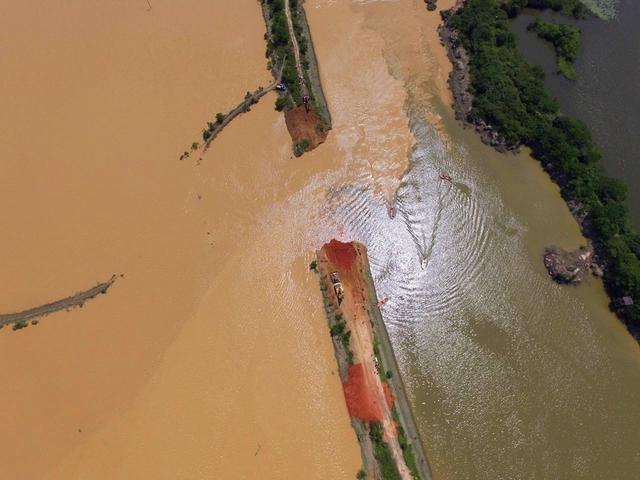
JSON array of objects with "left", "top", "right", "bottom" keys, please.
[{"left": 317, "top": 106, "right": 640, "bottom": 478}]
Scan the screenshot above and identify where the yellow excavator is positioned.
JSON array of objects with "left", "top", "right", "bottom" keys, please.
[{"left": 330, "top": 271, "right": 345, "bottom": 305}]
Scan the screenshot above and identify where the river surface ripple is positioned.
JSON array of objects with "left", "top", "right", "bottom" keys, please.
[{"left": 322, "top": 104, "right": 640, "bottom": 478}]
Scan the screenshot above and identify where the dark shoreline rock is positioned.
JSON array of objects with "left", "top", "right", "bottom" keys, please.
[
  {"left": 439, "top": 1, "right": 516, "bottom": 152},
  {"left": 543, "top": 245, "right": 598, "bottom": 284},
  {"left": 425, "top": 0, "right": 438, "bottom": 11}
]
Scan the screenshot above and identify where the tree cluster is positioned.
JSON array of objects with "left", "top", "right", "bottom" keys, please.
[
  {"left": 502, "top": 0, "right": 587, "bottom": 18},
  {"left": 448, "top": 0, "right": 640, "bottom": 336},
  {"left": 528, "top": 19, "right": 580, "bottom": 79},
  {"left": 265, "top": 0, "right": 311, "bottom": 105}
]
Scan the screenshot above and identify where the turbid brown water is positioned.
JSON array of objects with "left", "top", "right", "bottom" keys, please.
[
  {"left": 0, "top": 1, "right": 363, "bottom": 478},
  {"left": 2, "top": 1, "right": 640, "bottom": 479}
]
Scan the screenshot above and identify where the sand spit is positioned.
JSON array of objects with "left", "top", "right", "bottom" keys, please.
[
  {"left": 317, "top": 240, "right": 432, "bottom": 480},
  {"left": 200, "top": 78, "right": 280, "bottom": 153},
  {"left": 0, "top": 276, "right": 116, "bottom": 328}
]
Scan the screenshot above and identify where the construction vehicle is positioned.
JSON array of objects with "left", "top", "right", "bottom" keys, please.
[{"left": 330, "top": 271, "right": 345, "bottom": 305}]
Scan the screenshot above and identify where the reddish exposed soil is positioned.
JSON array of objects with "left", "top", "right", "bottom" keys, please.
[
  {"left": 284, "top": 105, "right": 328, "bottom": 152},
  {"left": 319, "top": 240, "right": 415, "bottom": 479},
  {"left": 324, "top": 239, "right": 357, "bottom": 272},
  {"left": 343, "top": 363, "right": 394, "bottom": 422}
]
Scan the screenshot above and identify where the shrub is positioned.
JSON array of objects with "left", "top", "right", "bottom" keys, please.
[
  {"left": 528, "top": 19, "right": 580, "bottom": 79},
  {"left": 309, "top": 260, "right": 318, "bottom": 272},
  {"left": 503, "top": 0, "right": 585, "bottom": 17},
  {"left": 341, "top": 330, "right": 351, "bottom": 349},
  {"left": 12, "top": 321, "right": 28, "bottom": 331},
  {"left": 293, "top": 139, "right": 311, "bottom": 157},
  {"left": 191, "top": 142, "right": 199, "bottom": 151},
  {"left": 369, "top": 422, "right": 402, "bottom": 480},
  {"left": 275, "top": 96, "right": 288, "bottom": 111},
  {"left": 330, "top": 322, "right": 345, "bottom": 337},
  {"left": 357, "top": 469, "right": 367, "bottom": 479},
  {"left": 215, "top": 113, "right": 225, "bottom": 124}
]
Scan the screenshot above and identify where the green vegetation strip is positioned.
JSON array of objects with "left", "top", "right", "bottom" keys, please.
[
  {"left": 445, "top": 0, "right": 640, "bottom": 338},
  {"left": 265, "top": 0, "right": 303, "bottom": 105},
  {"left": 330, "top": 313, "right": 354, "bottom": 365},
  {"left": 0, "top": 276, "right": 116, "bottom": 330},
  {"left": 391, "top": 407, "right": 421, "bottom": 480},
  {"left": 528, "top": 19, "right": 580, "bottom": 80},
  {"left": 263, "top": 0, "right": 330, "bottom": 127},
  {"left": 506, "top": 0, "right": 617, "bottom": 19},
  {"left": 369, "top": 421, "right": 403, "bottom": 480},
  {"left": 504, "top": 0, "right": 587, "bottom": 18}
]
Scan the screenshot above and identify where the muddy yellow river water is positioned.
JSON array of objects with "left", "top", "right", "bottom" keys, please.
[{"left": 1, "top": 0, "right": 639, "bottom": 479}]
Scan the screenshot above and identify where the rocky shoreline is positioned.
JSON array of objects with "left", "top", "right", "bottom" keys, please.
[
  {"left": 543, "top": 244, "right": 603, "bottom": 284},
  {"left": 439, "top": 1, "right": 515, "bottom": 152},
  {"left": 439, "top": 1, "right": 612, "bottom": 288}
]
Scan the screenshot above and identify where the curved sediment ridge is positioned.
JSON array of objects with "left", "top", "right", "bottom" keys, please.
[
  {"left": 200, "top": 78, "right": 280, "bottom": 153},
  {"left": 0, "top": 275, "right": 116, "bottom": 328},
  {"left": 316, "top": 240, "right": 431, "bottom": 480}
]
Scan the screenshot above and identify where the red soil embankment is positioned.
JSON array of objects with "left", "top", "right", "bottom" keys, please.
[
  {"left": 324, "top": 239, "right": 357, "bottom": 271},
  {"left": 343, "top": 363, "right": 394, "bottom": 422},
  {"left": 284, "top": 105, "right": 328, "bottom": 153},
  {"left": 320, "top": 240, "right": 416, "bottom": 479}
]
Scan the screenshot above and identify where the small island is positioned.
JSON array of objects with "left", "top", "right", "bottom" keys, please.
[{"left": 528, "top": 19, "right": 580, "bottom": 79}]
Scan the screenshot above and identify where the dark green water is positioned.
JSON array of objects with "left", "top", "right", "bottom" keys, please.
[{"left": 510, "top": 1, "right": 640, "bottom": 226}]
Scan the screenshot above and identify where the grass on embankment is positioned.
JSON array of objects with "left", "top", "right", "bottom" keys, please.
[
  {"left": 369, "top": 421, "right": 403, "bottom": 480},
  {"left": 330, "top": 313, "right": 354, "bottom": 365},
  {"left": 264, "top": 0, "right": 302, "bottom": 106},
  {"left": 391, "top": 407, "right": 421, "bottom": 480}
]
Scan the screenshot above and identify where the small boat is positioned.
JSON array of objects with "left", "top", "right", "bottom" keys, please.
[
  {"left": 439, "top": 172, "right": 452, "bottom": 182},
  {"left": 388, "top": 206, "right": 397, "bottom": 219},
  {"left": 421, "top": 256, "right": 428, "bottom": 270}
]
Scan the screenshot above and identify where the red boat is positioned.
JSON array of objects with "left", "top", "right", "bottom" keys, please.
[
  {"left": 388, "top": 206, "right": 397, "bottom": 219},
  {"left": 439, "top": 172, "right": 452, "bottom": 182}
]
